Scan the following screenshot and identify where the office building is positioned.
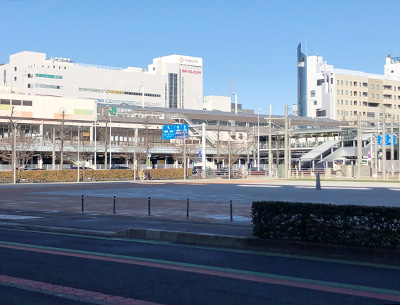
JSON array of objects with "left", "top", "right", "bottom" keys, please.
[{"left": 297, "top": 43, "right": 400, "bottom": 122}]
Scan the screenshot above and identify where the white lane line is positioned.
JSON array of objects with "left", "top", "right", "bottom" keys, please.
[
  {"left": 322, "top": 187, "right": 371, "bottom": 190},
  {"left": 0, "top": 214, "right": 42, "bottom": 220},
  {"left": 237, "top": 185, "right": 282, "bottom": 188}
]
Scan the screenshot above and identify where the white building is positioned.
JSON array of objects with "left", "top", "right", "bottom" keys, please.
[
  {"left": 203, "top": 95, "right": 231, "bottom": 112},
  {"left": 0, "top": 51, "right": 203, "bottom": 110},
  {"left": 297, "top": 43, "right": 400, "bottom": 122}
]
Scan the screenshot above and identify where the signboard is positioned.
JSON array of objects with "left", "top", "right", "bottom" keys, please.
[
  {"left": 108, "top": 107, "right": 117, "bottom": 115},
  {"left": 377, "top": 134, "right": 397, "bottom": 146},
  {"left": 162, "top": 124, "right": 189, "bottom": 140}
]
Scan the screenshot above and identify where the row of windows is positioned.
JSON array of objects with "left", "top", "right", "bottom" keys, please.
[
  {"left": 78, "top": 87, "right": 161, "bottom": 98},
  {"left": 0, "top": 99, "right": 32, "bottom": 106},
  {"left": 337, "top": 79, "right": 400, "bottom": 91},
  {"left": 336, "top": 110, "right": 400, "bottom": 120},
  {"left": 337, "top": 90, "right": 370, "bottom": 97},
  {"left": 337, "top": 99, "right": 400, "bottom": 109}
]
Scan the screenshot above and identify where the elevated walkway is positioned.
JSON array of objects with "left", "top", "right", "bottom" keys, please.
[{"left": 299, "top": 140, "right": 340, "bottom": 162}]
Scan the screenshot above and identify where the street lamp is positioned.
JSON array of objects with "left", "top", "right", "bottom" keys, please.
[
  {"left": 77, "top": 126, "right": 80, "bottom": 182},
  {"left": 257, "top": 109, "right": 261, "bottom": 170}
]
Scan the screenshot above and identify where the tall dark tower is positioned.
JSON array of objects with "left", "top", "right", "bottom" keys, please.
[{"left": 297, "top": 43, "right": 307, "bottom": 117}]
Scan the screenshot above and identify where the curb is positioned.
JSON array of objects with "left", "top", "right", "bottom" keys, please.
[{"left": 117, "top": 228, "right": 400, "bottom": 266}]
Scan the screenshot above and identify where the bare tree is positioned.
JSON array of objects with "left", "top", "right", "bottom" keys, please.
[
  {"left": 219, "top": 137, "right": 246, "bottom": 178},
  {"left": 135, "top": 116, "right": 153, "bottom": 171}
]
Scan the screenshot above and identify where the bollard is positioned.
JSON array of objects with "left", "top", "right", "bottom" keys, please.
[
  {"left": 230, "top": 200, "right": 233, "bottom": 222},
  {"left": 316, "top": 172, "right": 321, "bottom": 190},
  {"left": 113, "top": 196, "right": 116, "bottom": 215},
  {"left": 187, "top": 198, "right": 189, "bottom": 219},
  {"left": 148, "top": 197, "right": 151, "bottom": 216},
  {"left": 81, "top": 195, "right": 84, "bottom": 213}
]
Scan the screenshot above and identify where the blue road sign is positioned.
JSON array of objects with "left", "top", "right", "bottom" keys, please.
[
  {"left": 377, "top": 134, "right": 397, "bottom": 146},
  {"left": 162, "top": 124, "right": 189, "bottom": 140}
]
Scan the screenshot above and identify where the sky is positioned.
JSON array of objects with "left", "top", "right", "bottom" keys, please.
[{"left": 0, "top": 0, "right": 399, "bottom": 115}]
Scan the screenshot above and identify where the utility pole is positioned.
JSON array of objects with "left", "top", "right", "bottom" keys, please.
[
  {"left": 374, "top": 118, "right": 378, "bottom": 178},
  {"left": 202, "top": 123, "right": 206, "bottom": 178},
  {"left": 382, "top": 106, "right": 386, "bottom": 180},
  {"left": 284, "top": 105, "right": 289, "bottom": 179},
  {"left": 268, "top": 116, "right": 272, "bottom": 178},
  {"left": 357, "top": 113, "right": 362, "bottom": 180},
  {"left": 391, "top": 115, "right": 394, "bottom": 177},
  {"left": 52, "top": 126, "right": 56, "bottom": 170},
  {"left": 257, "top": 109, "right": 261, "bottom": 170},
  {"left": 134, "top": 125, "right": 138, "bottom": 180},
  {"left": 109, "top": 115, "right": 112, "bottom": 169},
  {"left": 77, "top": 126, "right": 80, "bottom": 183},
  {"left": 13, "top": 123, "right": 16, "bottom": 184}
]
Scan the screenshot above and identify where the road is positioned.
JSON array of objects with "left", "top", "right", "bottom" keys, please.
[{"left": 0, "top": 227, "right": 399, "bottom": 305}]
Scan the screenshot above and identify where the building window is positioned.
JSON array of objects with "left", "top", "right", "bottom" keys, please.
[
  {"left": 346, "top": 90, "right": 348, "bottom": 95},
  {"left": 350, "top": 111, "right": 353, "bottom": 116},
  {"left": 350, "top": 91, "right": 353, "bottom": 96},
  {"left": 377, "top": 85, "right": 379, "bottom": 90},
  {"left": 346, "top": 100, "right": 348, "bottom": 105},
  {"left": 14, "top": 67, "right": 17, "bottom": 72},
  {"left": 341, "top": 110, "right": 343, "bottom": 115},
  {"left": 371, "top": 84, "right": 374, "bottom": 89},
  {"left": 23, "top": 100, "right": 32, "bottom": 106},
  {"left": 310, "top": 90, "right": 315, "bottom": 97},
  {"left": 341, "top": 80, "right": 343, "bottom": 85},
  {"left": 350, "top": 101, "right": 353, "bottom": 105},
  {"left": 314, "top": 100, "right": 317, "bottom": 105},
  {"left": 341, "top": 90, "right": 343, "bottom": 95},
  {"left": 337, "top": 80, "right": 339, "bottom": 85},
  {"left": 377, "top": 94, "right": 380, "bottom": 99},
  {"left": 168, "top": 73, "right": 178, "bottom": 108},
  {"left": 372, "top": 94, "right": 374, "bottom": 98},
  {"left": 337, "top": 100, "right": 340, "bottom": 105},
  {"left": 337, "top": 110, "right": 339, "bottom": 115},
  {"left": 341, "top": 100, "right": 343, "bottom": 105},
  {"left": 345, "top": 81, "right": 348, "bottom": 86},
  {"left": 337, "top": 90, "right": 339, "bottom": 95}
]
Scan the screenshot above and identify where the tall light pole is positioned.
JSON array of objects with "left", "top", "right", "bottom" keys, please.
[
  {"left": 77, "top": 126, "right": 80, "bottom": 183},
  {"left": 94, "top": 121, "right": 98, "bottom": 170},
  {"left": 257, "top": 109, "right": 261, "bottom": 170},
  {"left": 382, "top": 106, "right": 386, "bottom": 180},
  {"left": 284, "top": 105, "right": 289, "bottom": 179},
  {"left": 13, "top": 123, "right": 17, "bottom": 184},
  {"left": 109, "top": 115, "right": 112, "bottom": 169}
]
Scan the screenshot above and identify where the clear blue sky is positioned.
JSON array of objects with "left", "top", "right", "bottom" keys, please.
[{"left": 1, "top": 0, "right": 399, "bottom": 115}]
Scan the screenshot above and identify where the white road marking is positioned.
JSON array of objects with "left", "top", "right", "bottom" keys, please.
[
  {"left": 0, "top": 214, "right": 42, "bottom": 220},
  {"left": 237, "top": 185, "right": 282, "bottom": 188}
]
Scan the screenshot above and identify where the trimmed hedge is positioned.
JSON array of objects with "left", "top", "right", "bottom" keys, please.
[
  {"left": 252, "top": 201, "right": 400, "bottom": 249},
  {"left": 0, "top": 168, "right": 185, "bottom": 183}
]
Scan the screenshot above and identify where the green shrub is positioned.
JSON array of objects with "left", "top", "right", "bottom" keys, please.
[
  {"left": 0, "top": 168, "right": 185, "bottom": 183},
  {"left": 252, "top": 201, "right": 400, "bottom": 249}
]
